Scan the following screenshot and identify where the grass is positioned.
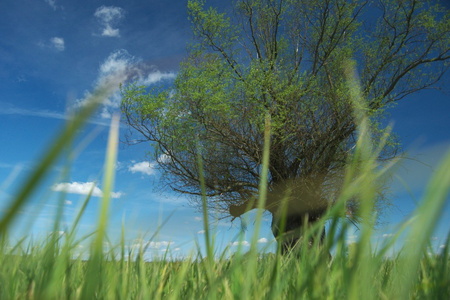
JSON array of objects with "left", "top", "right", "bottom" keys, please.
[{"left": 0, "top": 72, "right": 449, "bottom": 299}]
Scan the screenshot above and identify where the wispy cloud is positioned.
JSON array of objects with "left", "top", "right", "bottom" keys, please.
[
  {"left": 197, "top": 230, "right": 205, "bottom": 234},
  {"left": 128, "top": 161, "right": 156, "bottom": 176},
  {"left": 0, "top": 103, "right": 111, "bottom": 126},
  {"left": 50, "top": 37, "right": 64, "bottom": 51},
  {"left": 1, "top": 50, "right": 174, "bottom": 128},
  {"left": 0, "top": 105, "right": 67, "bottom": 120},
  {"left": 37, "top": 37, "right": 65, "bottom": 52},
  {"left": 73, "top": 49, "right": 176, "bottom": 119},
  {"left": 97, "top": 50, "right": 176, "bottom": 87},
  {"left": 94, "top": 6, "right": 125, "bottom": 37},
  {"left": 52, "top": 181, "right": 123, "bottom": 198},
  {"left": 44, "top": 0, "right": 57, "bottom": 10},
  {"left": 257, "top": 238, "right": 268, "bottom": 244}
]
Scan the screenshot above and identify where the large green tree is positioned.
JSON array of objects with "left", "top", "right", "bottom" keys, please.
[{"left": 121, "top": 0, "right": 449, "bottom": 253}]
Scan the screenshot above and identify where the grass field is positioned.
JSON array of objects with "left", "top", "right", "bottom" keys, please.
[{"left": 0, "top": 84, "right": 449, "bottom": 299}]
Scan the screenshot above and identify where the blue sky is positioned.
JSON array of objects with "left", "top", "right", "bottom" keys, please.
[{"left": 0, "top": 0, "right": 449, "bottom": 258}]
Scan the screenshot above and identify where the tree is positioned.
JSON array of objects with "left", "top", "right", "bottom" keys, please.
[{"left": 121, "top": 0, "right": 450, "bottom": 253}]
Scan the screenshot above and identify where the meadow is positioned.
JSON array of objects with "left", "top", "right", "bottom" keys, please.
[{"left": 0, "top": 86, "right": 449, "bottom": 300}]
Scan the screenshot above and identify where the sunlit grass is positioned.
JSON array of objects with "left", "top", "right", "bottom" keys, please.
[{"left": 0, "top": 74, "right": 449, "bottom": 299}]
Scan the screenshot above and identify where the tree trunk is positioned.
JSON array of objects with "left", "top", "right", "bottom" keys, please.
[{"left": 270, "top": 213, "right": 326, "bottom": 255}]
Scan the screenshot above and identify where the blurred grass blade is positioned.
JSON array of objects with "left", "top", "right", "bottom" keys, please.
[
  {"left": 250, "top": 114, "right": 271, "bottom": 251},
  {"left": 393, "top": 150, "right": 450, "bottom": 298},
  {"left": 197, "top": 149, "right": 213, "bottom": 266},
  {"left": 68, "top": 183, "right": 96, "bottom": 238},
  {"left": 93, "top": 113, "right": 120, "bottom": 254},
  {"left": 0, "top": 86, "right": 111, "bottom": 235},
  {"left": 81, "top": 113, "right": 120, "bottom": 299}
]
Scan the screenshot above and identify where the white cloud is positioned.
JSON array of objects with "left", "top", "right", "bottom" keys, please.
[
  {"left": 97, "top": 50, "right": 176, "bottom": 88},
  {"left": 64, "top": 200, "right": 72, "bottom": 205},
  {"left": 50, "top": 37, "right": 65, "bottom": 51},
  {"left": 197, "top": 230, "right": 205, "bottom": 234},
  {"left": 382, "top": 233, "right": 394, "bottom": 238},
  {"left": 230, "top": 241, "right": 250, "bottom": 247},
  {"left": 45, "top": 0, "right": 57, "bottom": 10},
  {"left": 257, "top": 238, "right": 268, "bottom": 244},
  {"left": 128, "top": 161, "right": 156, "bottom": 176},
  {"left": 141, "top": 70, "right": 178, "bottom": 86},
  {"left": 95, "top": 6, "right": 124, "bottom": 24},
  {"left": 73, "top": 50, "right": 176, "bottom": 119},
  {"left": 194, "top": 217, "right": 202, "bottom": 221},
  {"left": 94, "top": 6, "right": 125, "bottom": 37},
  {"left": 101, "top": 25, "right": 120, "bottom": 38},
  {"left": 99, "top": 50, "right": 134, "bottom": 82},
  {"left": 439, "top": 244, "right": 446, "bottom": 249},
  {"left": 147, "top": 241, "right": 171, "bottom": 249},
  {"left": 52, "top": 181, "right": 122, "bottom": 198}
]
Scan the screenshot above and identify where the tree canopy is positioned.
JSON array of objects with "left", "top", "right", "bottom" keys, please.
[{"left": 121, "top": 0, "right": 449, "bottom": 226}]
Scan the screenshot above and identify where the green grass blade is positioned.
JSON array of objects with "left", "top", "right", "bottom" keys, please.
[
  {"left": 392, "top": 150, "right": 450, "bottom": 298},
  {"left": 0, "top": 86, "right": 111, "bottom": 235}
]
